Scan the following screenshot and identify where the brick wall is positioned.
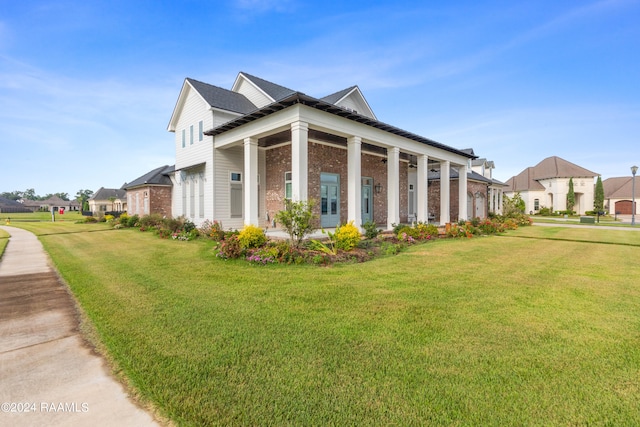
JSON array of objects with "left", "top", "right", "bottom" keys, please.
[
  {"left": 265, "top": 142, "right": 402, "bottom": 226},
  {"left": 126, "top": 186, "right": 172, "bottom": 217},
  {"left": 428, "top": 179, "right": 488, "bottom": 223}
]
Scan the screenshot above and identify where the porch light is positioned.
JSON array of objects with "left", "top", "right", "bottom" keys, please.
[{"left": 375, "top": 183, "right": 383, "bottom": 194}]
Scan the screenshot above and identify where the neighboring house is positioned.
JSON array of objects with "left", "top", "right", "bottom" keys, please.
[
  {"left": 18, "top": 196, "right": 80, "bottom": 213},
  {"left": 123, "top": 165, "right": 175, "bottom": 217},
  {"left": 504, "top": 156, "right": 598, "bottom": 215},
  {"left": 0, "top": 196, "right": 32, "bottom": 213},
  {"left": 88, "top": 187, "right": 127, "bottom": 213},
  {"left": 167, "top": 72, "right": 478, "bottom": 230},
  {"left": 602, "top": 177, "right": 639, "bottom": 215},
  {"left": 471, "top": 157, "right": 506, "bottom": 216}
]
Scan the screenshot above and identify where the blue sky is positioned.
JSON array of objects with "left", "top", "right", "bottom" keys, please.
[{"left": 1, "top": 0, "right": 639, "bottom": 198}]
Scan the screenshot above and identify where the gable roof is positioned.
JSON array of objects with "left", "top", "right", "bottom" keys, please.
[
  {"left": 505, "top": 156, "right": 598, "bottom": 192},
  {"left": 186, "top": 78, "right": 256, "bottom": 114},
  {"left": 123, "top": 165, "right": 175, "bottom": 190},
  {"left": 321, "top": 85, "right": 377, "bottom": 120},
  {"left": 89, "top": 187, "right": 126, "bottom": 201},
  {"left": 238, "top": 72, "right": 298, "bottom": 102},
  {"left": 321, "top": 86, "right": 357, "bottom": 104}
]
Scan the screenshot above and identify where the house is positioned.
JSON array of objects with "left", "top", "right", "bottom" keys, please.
[
  {"left": 88, "top": 187, "right": 127, "bottom": 214},
  {"left": 18, "top": 196, "right": 80, "bottom": 213},
  {"left": 471, "top": 158, "right": 506, "bottom": 216},
  {"left": 602, "top": 176, "right": 639, "bottom": 215},
  {"left": 504, "top": 156, "right": 598, "bottom": 215},
  {"left": 123, "top": 165, "right": 174, "bottom": 217},
  {"left": 167, "top": 72, "right": 480, "bottom": 230},
  {"left": 0, "top": 196, "right": 32, "bottom": 213}
]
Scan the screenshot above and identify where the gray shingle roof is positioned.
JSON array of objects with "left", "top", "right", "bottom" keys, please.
[
  {"left": 239, "top": 72, "right": 298, "bottom": 101},
  {"left": 123, "top": 165, "right": 174, "bottom": 190},
  {"left": 90, "top": 187, "right": 126, "bottom": 201},
  {"left": 186, "top": 78, "right": 257, "bottom": 114},
  {"left": 321, "top": 86, "right": 357, "bottom": 104},
  {"left": 427, "top": 168, "right": 492, "bottom": 184}
]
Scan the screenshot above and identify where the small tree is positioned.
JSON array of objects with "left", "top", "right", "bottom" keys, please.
[
  {"left": 594, "top": 176, "right": 604, "bottom": 212},
  {"left": 274, "top": 199, "right": 316, "bottom": 248},
  {"left": 503, "top": 192, "right": 525, "bottom": 217},
  {"left": 566, "top": 178, "right": 575, "bottom": 213}
]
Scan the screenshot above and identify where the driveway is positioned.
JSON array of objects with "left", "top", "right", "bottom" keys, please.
[{"left": 0, "top": 226, "right": 161, "bottom": 426}]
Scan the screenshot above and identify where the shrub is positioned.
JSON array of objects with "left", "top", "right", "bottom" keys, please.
[
  {"left": 335, "top": 221, "right": 361, "bottom": 251},
  {"left": 215, "top": 234, "right": 244, "bottom": 259},
  {"left": 199, "top": 220, "right": 224, "bottom": 241},
  {"left": 126, "top": 214, "right": 139, "bottom": 227},
  {"left": 238, "top": 225, "right": 267, "bottom": 249},
  {"left": 362, "top": 220, "right": 380, "bottom": 239},
  {"left": 274, "top": 199, "right": 316, "bottom": 248},
  {"left": 397, "top": 225, "right": 419, "bottom": 240},
  {"left": 414, "top": 222, "right": 438, "bottom": 240},
  {"left": 139, "top": 214, "right": 164, "bottom": 229}
]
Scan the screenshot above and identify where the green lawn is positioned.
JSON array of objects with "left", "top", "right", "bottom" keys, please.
[{"left": 20, "top": 224, "right": 640, "bottom": 425}]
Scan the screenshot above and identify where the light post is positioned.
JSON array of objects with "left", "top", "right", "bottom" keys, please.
[{"left": 632, "top": 165, "right": 638, "bottom": 226}]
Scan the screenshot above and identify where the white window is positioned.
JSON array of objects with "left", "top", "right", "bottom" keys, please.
[
  {"left": 230, "top": 172, "right": 242, "bottom": 183},
  {"left": 198, "top": 121, "right": 203, "bottom": 142},
  {"left": 190, "top": 125, "right": 194, "bottom": 145},
  {"left": 182, "top": 182, "right": 187, "bottom": 215},
  {"left": 230, "top": 172, "right": 242, "bottom": 217},
  {"left": 181, "top": 129, "right": 186, "bottom": 148},
  {"left": 190, "top": 179, "right": 195, "bottom": 217},
  {"left": 285, "top": 171, "right": 292, "bottom": 200},
  {"left": 199, "top": 177, "right": 204, "bottom": 218}
]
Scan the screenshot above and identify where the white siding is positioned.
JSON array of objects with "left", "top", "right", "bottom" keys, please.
[
  {"left": 214, "top": 146, "right": 244, "bottom": 230},
  {"left": 171, "top": 84, "right": 215, "bottom": 225},
  {"left": 234, "top": 78, "right": 272, "bottom": 108}
]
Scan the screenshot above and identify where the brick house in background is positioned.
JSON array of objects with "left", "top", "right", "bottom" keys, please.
[
  {"left": 167, "top": 72, "right": 482, "bottom": 230},
  {"left": 88, "top": 188, "right": 127, "bottom": 213},
  {"left": 123, "top": 165, "right": 174, "bottom": 217}
]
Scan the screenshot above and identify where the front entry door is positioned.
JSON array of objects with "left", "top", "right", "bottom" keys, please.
[
  {"left": 362, "top": 177, "right": 373, "bottom": 224},
  {"left": 321, "top": 173, "right": 340, "bottom": 227}
]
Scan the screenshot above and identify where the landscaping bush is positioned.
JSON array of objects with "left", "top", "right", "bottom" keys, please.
[
  {"left": 199, "top": 219, "right": 224, "bottom": 241},
  {"left": 238, "top": 224, "right": 267, "bottom": 249},
  {"left": 414, "top": 222, "right": 438, "bottom": 240},
  {"left": 126, "top": 214, "right": 139, "bottom": 227},
  {"left": 215, "top": 234, "right": 244, "bottom": 259},
  {"left": 362, "top": 220, "right": 380, "bottom": 239},
  {"left": 396, "top": 225, "right": 419, "bottom": 240},
  {"left": 335, "top": 221, "right": 360, "bottom": 251},
  {"left": 274, "top": 199, "right": 316, "bottom": 248}
]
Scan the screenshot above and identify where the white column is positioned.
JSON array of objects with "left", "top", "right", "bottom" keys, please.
[
  {"left": 440, "top": 160, "right": 450, "bottom": 224},
  {"left": 459, "top": 163, "right": 468, "bottom": 221},
  {"left": 291, "top": 121, "right": 309, "bottom": 201},
  {"left": 347, "top": 136, "right": 362, "bottom": 228},
  {"left": 244, "top": 137, "right": 259, "bottom": 226},
  {"left": 387, "top": 147, "right": 400, "bottom": 229},
  {"left": 416, "top": 154, "right": 429, "bottom": 223}
]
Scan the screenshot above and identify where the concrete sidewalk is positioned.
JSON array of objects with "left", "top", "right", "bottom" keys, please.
[{"left": 0, "top": 226, "right": 161, "bottom": 427}]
